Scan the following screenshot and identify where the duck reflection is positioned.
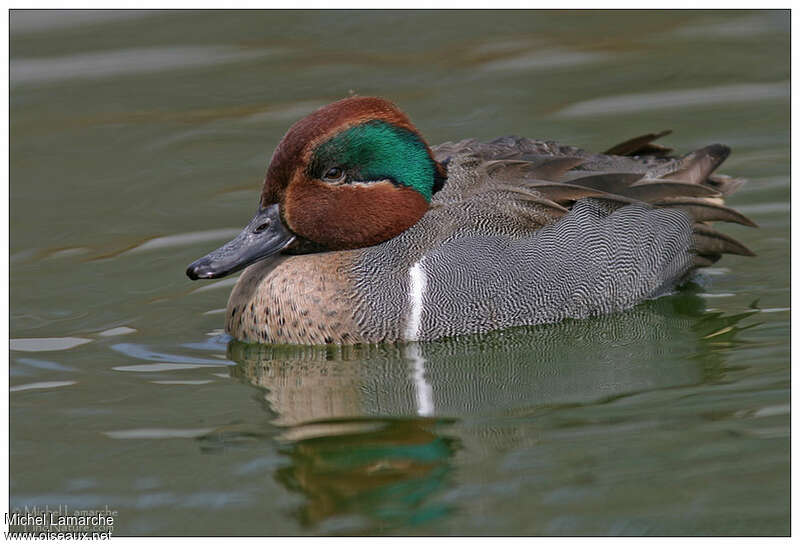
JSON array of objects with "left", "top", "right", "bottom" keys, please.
[
  {"left": 225, "top": 290, "right": 757, "bottom": 532},
  {"left": 273, "top": 419, "right": 456, "bottom": 530},
  {"left": 229, "top": 342, "right": 459, "bottom": 531}
]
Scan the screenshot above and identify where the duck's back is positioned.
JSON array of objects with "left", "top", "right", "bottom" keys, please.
[{"left": 347, "top": 135, "right": 754, "bottom": 342}]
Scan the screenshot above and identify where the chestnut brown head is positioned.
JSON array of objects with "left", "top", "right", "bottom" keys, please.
[{"left": 187, "top": 97, "right": 445, "bottom": 280}]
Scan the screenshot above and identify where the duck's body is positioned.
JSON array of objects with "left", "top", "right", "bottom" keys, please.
[{"left": 187, "top": 98, "right": 754, "bottom": 346}]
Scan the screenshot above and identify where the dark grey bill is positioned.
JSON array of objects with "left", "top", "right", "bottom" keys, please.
[{"left": 186, "top": 203, "right": 295, "bottom": 280}]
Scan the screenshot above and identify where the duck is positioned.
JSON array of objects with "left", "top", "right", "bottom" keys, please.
[{"left": 186, "top": 96, "right": 755, "bottom": 346}]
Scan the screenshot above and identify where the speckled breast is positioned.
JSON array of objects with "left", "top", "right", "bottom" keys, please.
[{"left": 225, "top": 251, "right": 369, "bottom": 345}]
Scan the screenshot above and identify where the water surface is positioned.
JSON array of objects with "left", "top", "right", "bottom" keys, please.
[{"left": 10, "top": 10, "right": 789, "bottom": 536}]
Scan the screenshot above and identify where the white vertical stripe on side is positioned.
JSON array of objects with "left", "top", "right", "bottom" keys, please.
[{"left": 404, "top": 259, "right": 427, "bottom": 341}]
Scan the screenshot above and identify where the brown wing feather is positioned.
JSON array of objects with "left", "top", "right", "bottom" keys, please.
[
  {"left": 519, "top": 182, "right": 638, "bottom": 207},
  {"left": 624, "top": 180, "right": 721, "bottom": 201},
  {"left": 485, "top": 157, "right": 587, "bottom": 181},
  {"left": 435, "top": 134, "right": 755, "bottom": 263},
  {"left": 693, "top": 224, "right": 755, "bottom": 257},
  {"left": 664, "top": 144, "right": 731, "bottom": 185},
  {"left": 558, "top": 172, "right": 646, "bottom": 193},
  {"left": 654, "top": 198, "right": 758, "bottom": 227},
  {"left": 604, "top": 130, "right": 673, "bottom": 156},
  {"left": 705, "top": 174, "right": 747, "bottom": 196}
]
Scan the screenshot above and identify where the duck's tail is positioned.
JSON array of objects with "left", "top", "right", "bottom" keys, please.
[{"left": 600, "top": 134, "right": 756, "bottom": 266}]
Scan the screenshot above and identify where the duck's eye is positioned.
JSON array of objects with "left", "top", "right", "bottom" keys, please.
[{"left": 322, "top": 167, "right": 345, "bottom": 182}]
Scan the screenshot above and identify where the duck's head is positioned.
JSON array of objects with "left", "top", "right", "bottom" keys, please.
[{"left": 186, "top": 96, "right": 446, "bottom": 280}]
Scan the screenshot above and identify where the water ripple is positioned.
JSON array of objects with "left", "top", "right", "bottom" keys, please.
[
  {"left": 11, "top": 10, "right": 160, "bottom": 34},
  {"left": 104, "top": 428, "right": 215, "bottom": 439},
  {"left": 110, "top": 343, "right": 233, "bottom": 365},
  {"left": 11, "top": 46, "right": 279, "bottom": 86},
  {"left": 556, "top": 82, "right": 789, "bottom": 117},
  {"left": 16, "top": 357, "right": 77, "bottom": 372},
  {"left": 112, "top": 363, "right": 227, "bottom": 373},
  {"left": 479, "top": 49, "right": 609, "bottom": 73},
  {"left": 11, "top": 337, "right": 92, "bottom": 352},
  {"left": 98, "top": 327, "right": 137, "bottom": 337},
  {"left": 10, "top": 381, "right": 77, "bottom": 392},
  {"left": 126, "top": 229, "right": 241, "bottom": 254}
]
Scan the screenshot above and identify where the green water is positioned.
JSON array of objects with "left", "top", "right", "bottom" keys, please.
[{"left": 10, "top": 10, "right": 789, "bottom": 536}]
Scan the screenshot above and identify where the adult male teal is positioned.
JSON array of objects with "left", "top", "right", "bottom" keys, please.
[{"left": 187, "top": 96, "right": 754, "bottom": 345}]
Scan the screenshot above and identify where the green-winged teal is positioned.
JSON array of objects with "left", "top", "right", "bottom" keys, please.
[{"left": 187, "top": 96, "right": 755, "bottom": 345}]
